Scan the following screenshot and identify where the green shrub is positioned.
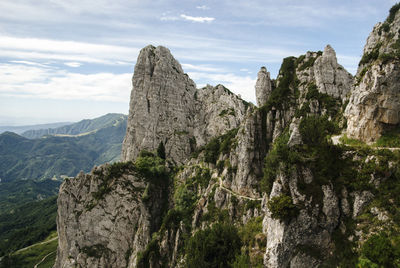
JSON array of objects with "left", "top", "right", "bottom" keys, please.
[
  {"left": 356, "top": 66, "right": 369, "bottom": 84},
  {"left": 267, "top": 194, "right": 298, "bottom": 221},
  {"left": 387, "top": 3, "right": 400, "bottom": 23},
  {"left": 216, "top": 160, "right": 224, "bottom": 174},
  {"left": 379, "top": 52, "right": 397, "bottom": 63},
  {"left": 261, "top": 131, "right": 300, "bottom": 195},
  {"left": 204, "top": 137, "right": 220, "bottom": 164},
  {"left": 203, "top": 128, "right": 238, "bottom": 164},
  {"left": 382, "top": 22, "right": 390, "bottom": 33},
  {"left": 92, "top": 161, "right": 134, "bottom": 200},
  {"left": 261, "top": 57, "right": 298, "bottom": 111},
  {"left": 359, "top": 44, "right": 381, "bottom": 66},
  {"left": 232, "top": 252, "right": 251, "bottom": 268},
  {"left": 220, "top": 128, "right": 238, "bottom": 154},
  {"left": 185, "top": 223, "right": 242, "bottom": 268},
  {"left": 174, "top": 184, "right": 197, "bottom": 214},
  {"left": 360, "top": 232, "right": 395, "bottom": 267},
  {"left": 136, "top": 236, "right": 162, "bottom": 268},
  {"left": 356, "top": 257, "right": 379, "bottom": 268},
  {"left": 304, "top": 83, "right": 339, "bottom": 117},
  {"left": 134, "top": 155, "right": 167, "bottom": 182},
  {"left": 191, "top": 167, "right": 212, "bottom": 188},
  {"left": 297, "top": 53, "right": 321, "bottom": 71},
  {"left": 219, "top": 108, "right": 235, "bottom": 117},
  {"left": 139, "top": 150, "right": 155, "bottom": 157},
  {"left": 299, "top": 115, "right": 337, "bottom": 146},
  {"left": 239, "top": 216, "right": 263, "bottom": 247}
]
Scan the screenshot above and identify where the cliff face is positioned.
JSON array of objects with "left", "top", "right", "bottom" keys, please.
[
  {"left": 56, "top": 5, "right": 400, "bottom": 268},
  {"left": 122, "top": 46, "right": 247, "bottom": 164},
  {"left": 345, "top": 8, "right": 400, "bottom": 142}
]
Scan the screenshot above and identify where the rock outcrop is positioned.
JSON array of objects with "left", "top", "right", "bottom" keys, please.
[{"left": 345, "top": 10, "right": 400, "bottom": 142}]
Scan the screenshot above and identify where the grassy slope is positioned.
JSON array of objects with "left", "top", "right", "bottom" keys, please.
[{"left": 0, "top": 232, "right": 58, "bottom": 268}]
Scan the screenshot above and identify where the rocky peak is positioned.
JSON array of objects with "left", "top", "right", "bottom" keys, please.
[
  {"left": 122, "top": 45, "right": 249, "bottom": 164},
  {"left": 193, "top": 84, "right": 249, "bottom": 147},
  {"left": 121, "top": 45, "right": 197, "bottom": 164},
  {"left": 313, "top": 44, "right": 353, "bottom": 100},
  {"left": 255, "top": 66, "right": 272, "bottom": 106}
]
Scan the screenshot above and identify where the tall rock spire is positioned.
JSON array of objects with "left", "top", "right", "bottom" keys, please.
[
  {"left": 255, "top": 66, "right": 272, "bottom": 106},
  {"left": 121, "top": 45, "right": 197, "bottom": 163}
]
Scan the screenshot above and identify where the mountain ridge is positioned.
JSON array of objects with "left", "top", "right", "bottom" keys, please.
[{"left": 21, "top": 113, "right": 126, "bottom": 139}]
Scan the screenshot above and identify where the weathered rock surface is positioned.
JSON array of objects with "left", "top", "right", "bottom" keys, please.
[
  {"left": 121, "top": 45, "right": 197, "bottom": 164},
  {"left": 345, "top": 11, "right": 400, "bottom": 142},
  {"left": 55, "top": 165, "right": 167, "bottom": 268}
]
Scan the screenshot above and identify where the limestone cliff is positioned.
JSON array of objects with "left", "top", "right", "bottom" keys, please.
[
  {"left": 56, "top": 5, "right": 400, "bottom": 268},
  {"left": 345, "top": 7, "right": 400, "bottom": 142}
]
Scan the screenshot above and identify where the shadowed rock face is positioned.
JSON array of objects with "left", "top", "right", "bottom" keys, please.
[
  {"left": 345, "top": 11, "right": 400, "bottom": 142},
  {"left": 121, "top": 45, "right": 197, "bottom": 164}
]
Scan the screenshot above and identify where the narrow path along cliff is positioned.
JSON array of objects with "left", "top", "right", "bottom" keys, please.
[
  {"left": 331, "top": 134, "right": 400, "bottom": 151},
  {"left": 217, "top": 176, "right": 263, "bottom": 201}
]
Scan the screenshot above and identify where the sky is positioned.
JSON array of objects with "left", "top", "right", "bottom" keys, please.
[{"left": 0, "top": 0, "right": 398, "bottom": 125}]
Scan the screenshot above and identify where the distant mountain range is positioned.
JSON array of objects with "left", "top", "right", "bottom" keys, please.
[
  {"left": 21, "top": 113, "right": 126, "bottom": 139},
  {"left": 0, "top": 113, "right": 128, "bottom": 257},
  {"left": 0, "top": 113, "right": 127, "bottom": 182},
  {"left": 0, "top": 122, "right": 71, "bottom": 135}
]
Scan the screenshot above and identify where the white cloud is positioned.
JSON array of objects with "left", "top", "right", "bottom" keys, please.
[
  {"left": 64, "top": 62, "right": 82, "bottom": 68},
  {"left": 196, "top": 5, "right": 210, "bottom": 10},
  {"left": 0, "top": 36, "right": 138, "bottom": 65},
  {"left": 180, "top": 14, "right": 215, "bottom": 23},
  {"left": 0, "top": 63, "right": 131, "bottom": 102},
  {"left": 9, "top": 60, "right": 49, "bottom": 67}
]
